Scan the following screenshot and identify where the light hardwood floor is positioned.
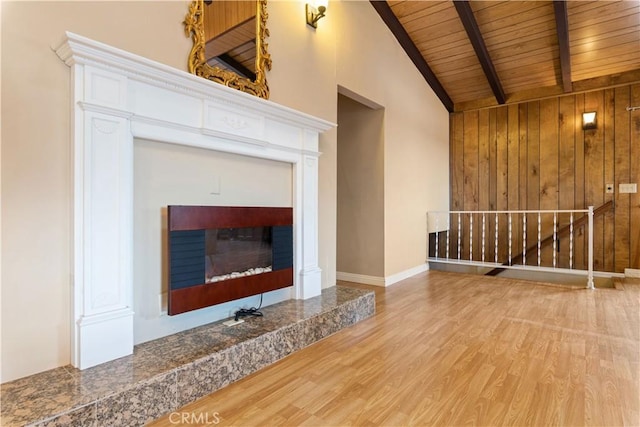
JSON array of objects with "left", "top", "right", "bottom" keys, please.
[{"left": 149, "top": 271, "right": 640, "bottom": 426}]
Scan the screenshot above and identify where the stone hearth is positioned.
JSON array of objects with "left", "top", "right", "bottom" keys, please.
[{"left": 0, "top": 286, "right": 374, "bottom": 426}]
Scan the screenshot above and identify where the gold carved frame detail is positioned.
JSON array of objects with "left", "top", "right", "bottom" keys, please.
[{"left": 184, "top": 0, "right": 272, "bottom": 99}]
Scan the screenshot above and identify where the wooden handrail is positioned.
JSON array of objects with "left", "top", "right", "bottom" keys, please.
[{"left": 485, "top": 201, "right": 614, "bottom": 276}]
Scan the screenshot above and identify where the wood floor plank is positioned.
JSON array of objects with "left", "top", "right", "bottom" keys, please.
[{"left": 149, "top": 272, "right": 640, "bottom": 426}]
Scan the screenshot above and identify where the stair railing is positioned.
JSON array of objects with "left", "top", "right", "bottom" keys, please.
[{"left": 427, "top": 202, "right": 614, "bottom": 289}]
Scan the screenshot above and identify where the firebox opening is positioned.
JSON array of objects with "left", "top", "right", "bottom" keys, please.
[{"left": 205, "top": 226, "right": 273, "bottom": 283}]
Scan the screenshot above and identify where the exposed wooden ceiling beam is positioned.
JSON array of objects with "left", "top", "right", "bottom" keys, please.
[
  {"left": 453, "top": 0, "right": 506, "bottom": 105},
  {"left": 553, "top": 0, "right": 573, "bottom": 93},
  {"left": 370, "top": 1, "right": 454, "bottom": 112},
  {"left": 217, "top": 54, "right": 256, "bottom": 81}
]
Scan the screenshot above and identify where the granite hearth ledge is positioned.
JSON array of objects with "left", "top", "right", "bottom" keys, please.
[{"left": 1, "top": 286, "right": 375, "bottom": 426}]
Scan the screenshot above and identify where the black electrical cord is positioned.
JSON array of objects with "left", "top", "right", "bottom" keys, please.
[{"left": 234, "top": 294, "right": 264, "bottom": 321}]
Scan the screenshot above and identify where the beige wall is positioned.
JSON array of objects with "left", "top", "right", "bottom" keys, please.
[
  {"left": 383, "top": 76, "right": 450, "bottom": 276},
  {"left": 336, "top": 94, "right": 385, "bottom": 277},
  {"left": 1, "top": 0, "right": 449, "bottom": 382},
  {"left": 333, "top": 2, "right": 450, "bottom": 277},
  {"left": 1, "top": 1, "right": 193, "bottom": 383},
  {"left": 266, "top": 2, "right": 339, "bottom": 288}
]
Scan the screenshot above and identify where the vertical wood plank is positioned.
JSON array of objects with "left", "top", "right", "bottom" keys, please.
[
  {"left": 575, "top": 94, "right": 586, "bottom": 270},
  {"left": 584, "top": 90, "right": 605, "bottom": 271},
  {"left": 451, "top": 113, "right": 464, "bottom": 211},
  {"left": 630, "top": 84, "right": 640, "bottom": 270},
  {"left": 451, "top": 113, "right": 465, "bottom": 259},
  {"left": 519, "top": 104, "right": 529, "bottom": 211},
  {"left": 489, "top": 109, "right": 497, "bottom": 211},
  {"left": 614, "top": 87, "right": 631, "bottom": 273},
  {"left": 463, "top": 111, "right": 479, "bottom": 261},
  {"left": 603, "top": 88, "right": 615, "bottom": 272},
  {"left": 496, "top": 106, "right": 509, "bottom": 263},
  {"left": 479, "top": 109, "right": 490, "bottom": 261},
  {"left": 488, "top": 108, "right": 498, "bottom": 260},
  {"left": 558, "top": 95, "right": 576, "bottom": 269},
  {"left": 519, "top": 104, "right": 528, "bottom": 264},
  {"left": 508, "top": 104, "right": 521, "bottom": 260},
  {"left": 539, "top": 98, "right": 559, "bottom": 266},
  {"left": 527, "top": 101, "right": 540, "bottom": 265}
]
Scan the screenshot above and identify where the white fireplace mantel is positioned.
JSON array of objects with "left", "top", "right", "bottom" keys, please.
[{"left": 55, "top": 32, "right": 335, "bottom": 370}]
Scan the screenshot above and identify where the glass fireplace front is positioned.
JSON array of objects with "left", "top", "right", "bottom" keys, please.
[{"left": 205, "top": 226, "right": 273, "bottom": 283}]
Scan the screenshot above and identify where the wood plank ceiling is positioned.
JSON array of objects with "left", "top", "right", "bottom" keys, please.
[{"left": 372, "top": 1, "right": 640, "bottom": 112}]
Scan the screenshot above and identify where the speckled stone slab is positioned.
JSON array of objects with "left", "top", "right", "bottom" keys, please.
[{"left": 1, "top": 286, "right": 375, "bottom": 427}]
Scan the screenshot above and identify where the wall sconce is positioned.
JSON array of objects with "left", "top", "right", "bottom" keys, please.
[
  {"left": 582, "top": 111, "right": 597, "bottom": 130},
  {"left": 306, "top": 1, "right": 328, "bottom": 29}
]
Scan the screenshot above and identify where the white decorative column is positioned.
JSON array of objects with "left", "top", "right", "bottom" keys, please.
[
  {"left": 296, "top": 154, "right": 322, "bottom": 299},
  {"left": 56, "top": 32, "right": 334, "bottom": 369},
  {"left": 68, "top": 64, "right": 136, "bottom": 369}
]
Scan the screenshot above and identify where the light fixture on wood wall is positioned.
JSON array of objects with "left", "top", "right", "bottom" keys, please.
[
  {"left": 582, "top": 111, "right": 597, "bottom": 130},
  {"left": 306, "top": 0, "right": 328, "bottom": 28}
]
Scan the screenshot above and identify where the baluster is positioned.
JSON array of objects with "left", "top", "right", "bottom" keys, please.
[
  {"left": 435, "top": 215, "right": 439, "bottom": 259},
  {"left": 458, "top": 213, "right": 462, "bottom": 260},
  {"left": 446, "top": 214, "right": 450, "bottom": 260},
  {"left": 553, "top": 212, "right": 557, "bottom": 268},
  {"left": 587, "top": 206, "right": 594, "bottom": 289},
  {"left": 569, "top": 212, "right": 574, "bottom": 270},
  {"left": 470, "top": 214, "right": 474, "bottom": 261},
  {"left": 482, "top": 213, "right": 486, "bottom": 263},
  {"left": 537, "top": 212, "right": 541, "bottom": 266},
  {"left": 522, "top": 213, "right": 527, "bottom": 265},
  {"left": 508, "top": 213, "right": 512, "bottom": 266},
  {"left": 494, "top": 213, "right": 499, "bottom": 264}
]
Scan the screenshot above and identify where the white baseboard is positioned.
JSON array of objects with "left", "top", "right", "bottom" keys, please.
[
  {"left": 336, "top": 272, "right": 386, "bottom": 287},
  {"left": 385, "top": 263, "right": 430, "bottom": 287},
  {"left": 625, "top": 268, "right": 640, "bottom": 278},
  {"left": 338, "top": 263, "right": 430, "bottom": 287}
]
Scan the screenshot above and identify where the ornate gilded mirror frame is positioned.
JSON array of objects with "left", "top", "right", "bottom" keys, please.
[{"left": 184, "top": 0, "right": 272, "bottom": 99}]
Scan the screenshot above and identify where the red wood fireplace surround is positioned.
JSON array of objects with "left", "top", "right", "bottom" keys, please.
[{"left": 168, "top": 206, "right": 294, "bottom": 315}]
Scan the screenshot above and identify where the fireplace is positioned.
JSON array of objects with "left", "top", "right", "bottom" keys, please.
[
  {"left": 168, "top": 206, "right": 293, "bottom": 314},
  {"left": 55, "top": 32, "right": 334, "bottom": 370}
]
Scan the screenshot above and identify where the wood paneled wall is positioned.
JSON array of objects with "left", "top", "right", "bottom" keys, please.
[{"left": 450, "top": 83, "right": 640, "bottom": 273}]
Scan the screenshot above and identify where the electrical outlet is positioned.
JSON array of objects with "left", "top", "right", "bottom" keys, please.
[
  {"left": 223, "top": 319, "right": 245, "bottom": 327},
  {"left": 619, "top": 183, "right": 638, "bottom": 194},
  {"left": 606, "top": 184, "right": 614, "bottom": 194}
]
